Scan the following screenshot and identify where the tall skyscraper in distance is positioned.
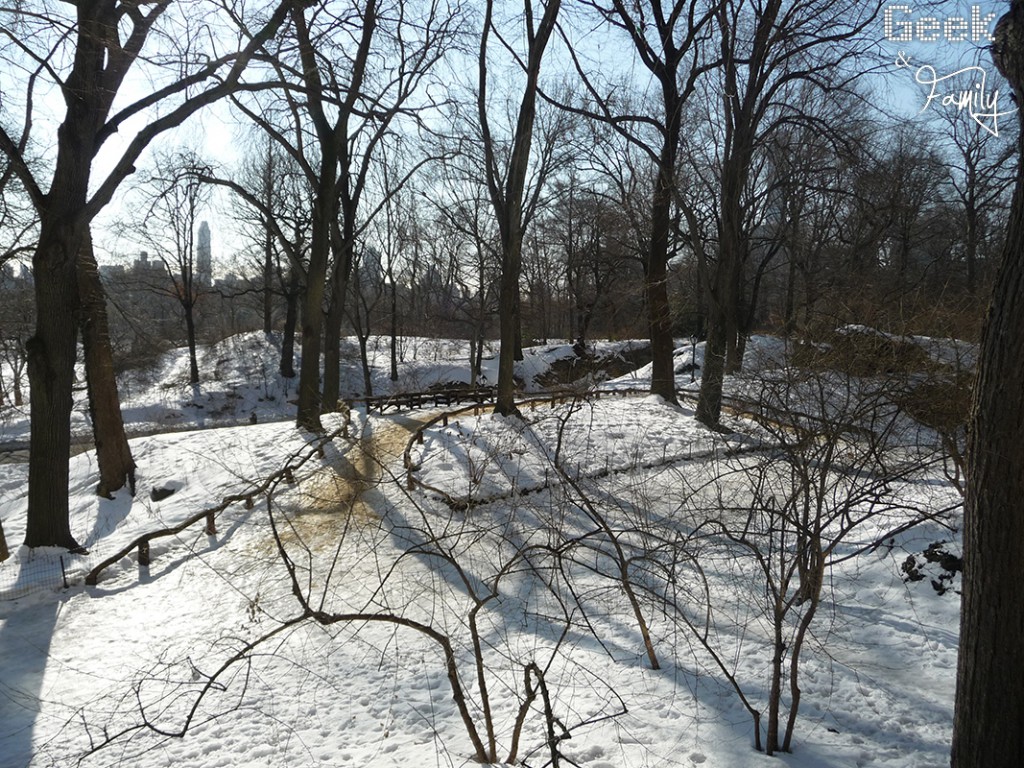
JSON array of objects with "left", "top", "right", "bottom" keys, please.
[{"left": 197, "top": 221, "right": 212, "bottom": 286}]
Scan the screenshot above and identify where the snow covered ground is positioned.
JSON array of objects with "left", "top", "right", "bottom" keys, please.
[{"left": 0, "top": 333, "right": 965, "bottom": 767}]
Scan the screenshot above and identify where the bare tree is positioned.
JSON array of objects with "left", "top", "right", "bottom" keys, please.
[
  {"left": 714, "top": 368, "right": 947, "bottom": 753},
  {"left": 346, "top": 246, "right": 386, "bottom": 396},
  {"left": 77, "top": 230, "right": 137, "bottom": 497},
  {"left": 934, "top": 98, "right": 1016, "bottom": 296},
  {"left": 81, "top": 429, "right": 615, "bottom": 767},
  {"left": 130, "top": 150, "right": 214, "bottom": 386},
  {"left": 0, "top": 0, "right": 292, "bottom": 549},
  {"left": 566, "top": 0, "right": 719, "bottom": 404},
  {"left": 368, "top": 156, "right": 421, "bottom": 384},
  {"left": 477, "top": 0, "right": 563, "bottom": 415},
  {"left": 233, "top": 135, "right": 299, "bottom": 336},
  {"left": 230, "top": 0, "right": 458, "bottom": 429},
  {"left": 219, "top": 134, "right": 312, "bottom": 377},
  {"left": 426, "top": 186, "right": 502, "bottom": 383},
  {"left": 2, "top": 104, "right": 136, "bottom": 498},
  {"left": 953, "top": 4, "right": 1024, "bottom": 765},
  {"left": 318, "top": 0, "right": 457, "bottom": 415},
  {"left": 556, "top": 182, "right": 643, "bottom": 348},
  {"left": 695, "top": 0, "right": 886, "bottom": 427}
]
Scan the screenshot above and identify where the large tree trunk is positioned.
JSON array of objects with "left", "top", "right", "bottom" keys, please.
[
  {"left": 695, "top": 304, "right": 727, "bottom": 428},
  {"left": 720, "top": 160, "right": 747, "bottom": 376},
  {"left": 25, "top": 221, "right": 85, "bottom": 551},
  {"left": 184, "top": 298, "right": 200, "bottom": 385},
  {"left": 725, "top": 303, "right": 742, "bottom": 373},
  {"left": 263, "top": 229, "right": 274, "bottom": 334},
  {"left": 295, "top": 202, "right": 329, "bottom": 430},
  {"left": 696, "top": 207, "right": 739, "bottom": 427},
  {"left": 495, "top": 236, "right": 522, "bottom": 415},
  {"left": 480, "top": 0, "right": 560, "bottom": 417},
  {"left": 10, "top": 0, "right": 291, "bottom": 549},
  {"left": 952, "top": 5, "right": 1024, "bottom": 765},
  {"left": 292, "top": 4, "right": 343, "bottom": 432},
  {"left": 322, "top": 231, "right": 353, "bottom": 412},
  {"left": 322, "top": 270, "right": 344, "bottom": 411},
  {"left": 280, "top": 267, "right": 299, "bottom": 378},
  {"left": 293, "top": 0, "right": 375, "bottom": 422},
  {"left": 696, "top": 144, "right": 748, "bottom": 425},
  {"left": 22, "top": 18, "right": 102, "bottom": 549},
  {"left": 77, "top": 231, "right": 136, "bottom": 498},
  {"left": 647, "top": 167, "right": 679, "bottom": 404}
]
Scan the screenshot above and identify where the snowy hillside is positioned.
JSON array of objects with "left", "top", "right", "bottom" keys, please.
[{"left": 0, "top": 333, "right": 966, "bottom": 768}]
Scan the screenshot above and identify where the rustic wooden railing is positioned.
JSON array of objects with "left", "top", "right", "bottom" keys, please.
[
  {"left": 401, "top": 387, "right": 665, "bottom": 504},
  {"left": 84, "top": 385, "right": 711, "bottom": 586},
  {"left": 346, "top": 386, "right": 497, "bottom": 414},
  {"left": 85, "top": 423, "right": 350, "bottom": 586}
]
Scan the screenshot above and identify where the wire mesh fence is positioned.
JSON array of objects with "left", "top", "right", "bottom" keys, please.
[{"left": 0, "top": 545, "right": 105, "bottom": 601}]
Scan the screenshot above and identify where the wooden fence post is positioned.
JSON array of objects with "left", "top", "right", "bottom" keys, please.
[
  {"left": 0, "top": 518, "right": 8, "bottom": 563},
  {"left": 205, "top": 512, "right": 217, "bottom": 535},
  {"left": 138, "top": 540, "right": 150, "bottom": 567}
]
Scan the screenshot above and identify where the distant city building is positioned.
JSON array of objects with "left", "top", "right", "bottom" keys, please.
[
  {"left": 0, "top": 260, "right": 34, "bottom": 289},
  {"left": 357, "top": 246, "right": 384, "bottom": 290},
  {"left": 197, "top": 221, "right": 212, "bottom": 286},
  {"left": 132, "top": 250, "right": 163, "bottom": 274},
  {"left": 98, "top": 263, "right": 126, "bottom": 280}
]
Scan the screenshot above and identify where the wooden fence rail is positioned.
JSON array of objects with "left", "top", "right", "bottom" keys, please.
[
  {"left": 85, "top": 424, "right": 349, "bottom": 586},
  {"left": 346, "top": 386, "right": 497, "bottom": 414},
  {"left": 401, "top": 387, "right": 660, "bottom": 498},
  {"left": 85, "top": 385, "right": 688, "bottom": 586}
]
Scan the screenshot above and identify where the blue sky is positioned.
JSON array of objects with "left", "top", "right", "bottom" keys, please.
[{"left": 878, "top": 1, "right": 1014, "bottom": 133}]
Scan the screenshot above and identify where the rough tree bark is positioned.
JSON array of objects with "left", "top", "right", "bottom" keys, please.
[
  {"left": 25, "top": 217, "right": 86, "bottom": 550},
  {"left": 280, "top": 266, "right": 300, "bottom": 379},
  {"left": 291, "top": 3, "right": 346, "bottom": 431},
  {"left": 20, "top": 0, "right": 110, "bottom": 550},
  {"left": 78, "top": 230, "right": 136, "bottom": 498},
  {"left": 479, "top": 0, "right": 562, "bottom": 416},
  {"left": 319, "top": 41, "right": 369, "bottom": 413},
  {"left": 0, "top": 0, "right": 291, "bottom": 548},
  {"left": 951, "top": 3, "right": 1024, "bottom": 765}
]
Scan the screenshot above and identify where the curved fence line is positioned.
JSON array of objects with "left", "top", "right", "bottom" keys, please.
[
  {"left": 401, "top": 387, "right": 673, "bottom": 508},
  {"left": 85, "top": 421, "right": 351, "bottom": 586},
  {"left": 82, "top": 386, "right": 714, "bottom": 586}
]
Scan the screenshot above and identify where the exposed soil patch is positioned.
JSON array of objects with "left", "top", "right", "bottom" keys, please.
[
  {"left": 792, "top": 328, "right": 940, "bottom": 377},
  {"left": 901, "top": 541, "right": 963, "bottom": 595},
  {"left": 535, "top": 341, "right": 652, "bottom": 388},
  {"left": 276, "top": 414, "right": 430, "bottom": 547}
]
